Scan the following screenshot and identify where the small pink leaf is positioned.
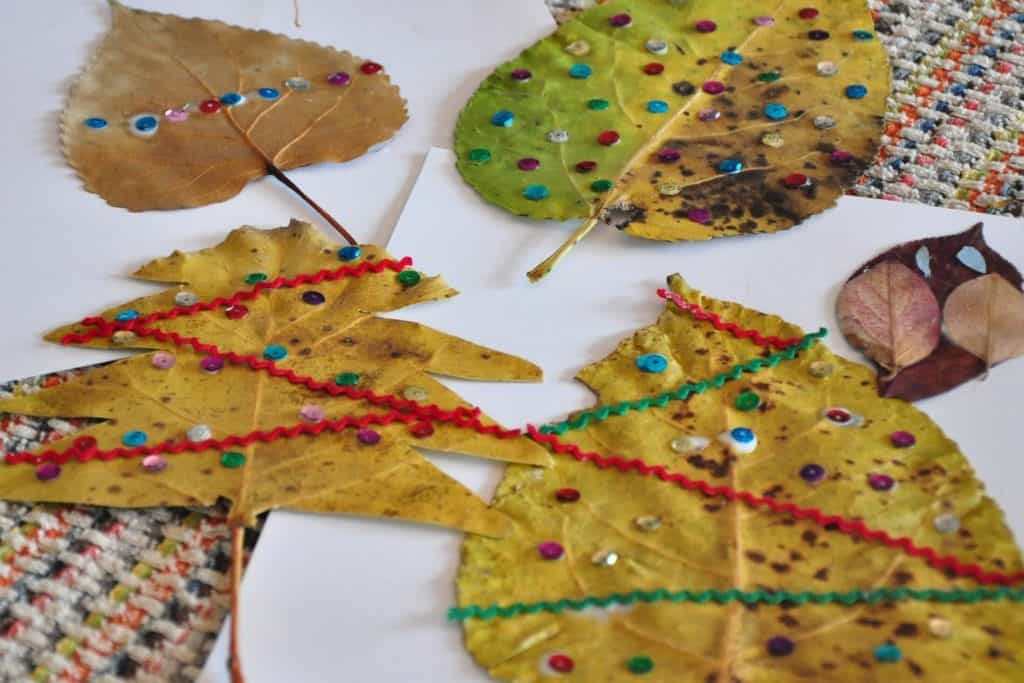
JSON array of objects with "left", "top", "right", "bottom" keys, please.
[{"left": 837, "top": 260, "right": 941, "bottom": 375}]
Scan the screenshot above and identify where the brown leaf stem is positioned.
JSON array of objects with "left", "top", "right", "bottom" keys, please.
[
  {"left": 265, "top": 163, "right": 358, "bottom": 246},
  {"left": 229, "top": 524, "right": 246, "bottom": 683}
]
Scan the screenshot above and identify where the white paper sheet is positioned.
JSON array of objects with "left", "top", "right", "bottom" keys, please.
[
  {"left": 0, "top": 0, "right": 554, "bottom": 381},
  {"left": 200, "top": 147, "right": 1023, "bottom": 681}
]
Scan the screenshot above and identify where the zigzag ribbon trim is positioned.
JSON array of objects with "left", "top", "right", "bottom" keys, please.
[{"left": 657, "top": 288, "right": 808, "bottom": 349}]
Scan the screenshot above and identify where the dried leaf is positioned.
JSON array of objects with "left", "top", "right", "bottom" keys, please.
[
  {"left": 840, "top": 223, "right": 1024, "bottom": 400},
  {"left": 836, "top": 261, "right": 940, "bottom": 376},
  {"left": 943, "top": 274, "right": 1024, "bottom": 366},
  {"left": 0, "top": 221, "right": 549, "bottom": 534},
  {"left": 454, "top": 0, "right": 888, "bottom": 279},
  {"left": 457, "top": 276, "right": 1023, "bottom": 682},
  {"left": 63, "top": 1, "right": 407, "bottom": 211}
]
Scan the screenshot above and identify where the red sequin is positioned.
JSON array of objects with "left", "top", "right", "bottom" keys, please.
[
  {"left": 643, "top": 62, "right": 665, "bottom": 75},
  {"left": 575, "top": 160, "right": 597, "bottom": 173},
  {"left": 225, "top": 305, "right": 249, "bottom": 320},
  {"left": 555, "top": 488, "right": 580, "bottom": 502},
  {"left": 826, "top": 408, "right": 851, "bottom": 423},
  {"left": 73, "top": 436, "right": 98, "bottom": 452},
  {"left": 410, "top": 422, "right": 434, "bottom": 438},
  {"left": 798, "top": 8, "right": 819, "bottom": 19},
  {"left": 360, "top": 61, "right": 383, "bottom": 75},
  {"left": 199, "top": 99, "right": 221, "bottom": 114},
  {"left": 782, "top": 173, "right": 809, "bottom": 188},
  {"left": 547, "top": 654, "right": 574, "bottom": 673},
  {"left": 597, "top": 130, "right": 620, "bottom": 146}
]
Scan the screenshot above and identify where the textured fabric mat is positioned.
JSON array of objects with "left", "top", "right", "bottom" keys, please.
[{"left": 2, "top": 1, "right": 1022, "bottom": 681}]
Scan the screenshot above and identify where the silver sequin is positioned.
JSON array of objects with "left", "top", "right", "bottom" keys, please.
[
  {"left": 591, "top": 550, "right": 619, "bottom": 567},
  {"left": 284, "top": 77, "right": 311, "bottom": 90},
  {"left": 547, "top": 129, "right": 570, "bottom": 144},
  {"left": 187, "top": 424, "right": 213, "bottom": 442},
  {"left": 634, "top": 516, "right": 662, "bottom": 531},
  {"left": 174, "top": 291, "right": 198, "bottom": 307},
  {"left": 403, "top": 386, "right": 429, "bottom": 402},
  {"left": 813, "top": 115, "right": 837, "bottom": 130},
  {"left": 645, "top": 39, "right": 669, "bottom": 55},
  {"left": 670, "top": 435, "right": 709, "bottom": 453},
  {"left": 564, "top": 40, "right": 590, "bottom": 56},
  {"left": 933, "top": 513, "right": 960, "bottom": 534}
]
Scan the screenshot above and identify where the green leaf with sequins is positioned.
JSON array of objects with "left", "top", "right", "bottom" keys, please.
[{"left": 454, "top": 0, "right": 889, "bottom": 280}]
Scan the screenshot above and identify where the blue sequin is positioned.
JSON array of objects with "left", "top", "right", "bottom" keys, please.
[
  {"left": 718, "top": 158, "right": 742, "bottom": 174},
  {"left": 720, "top": 50, "right": 743, "bottom": 65},
  {"left": 122, "top": 431, "right": 148, "bottom": 447},
  {"left": 85, "top": 117, "right": 108, "bottom": 129},
  {"left": 258, "top": 87, "right": 280, "bottom": 100},
  {"left": 647, "top": 100, "right": 669, "bottom": 113},
  {"left": 731, "top": 427, "right": 755, "bottom": 444},
  {"left": 491, "top": 110, "right": 515, "bottom": 127},
  {"left": 133, "top": 115, "right": 158, "bottom": 132},
  {"left": 569, "top": 63, "right": 593, "bottom": 79},
  {"left": 523, "top": 184, "right": 549, "bottom": 201},
  {"left": 763, "top": 103, "right": 788, "bottom": 120},
  {"left": 220, "top": 92, "right": 245, "bottom": 106},
  {"left": 874, "top": 644, "right": 901, "bottom": 663},
  {"left": 115, "top": 310, "right": 139, "bottom": 322},
  {"left": 337, "top": 246, "right": 361, "bottom": 261},
  {"left": 845, "top": 84, "right": 868, "bottom": 99},
  {"left": 636, "top": 353, "right": 668, "bottom": 373},
  {"left": 263, "top": 345, "right": 288, "bottom": 361},
  {"left": 852, "top": 30, "right": 874, "bottom": 41}
]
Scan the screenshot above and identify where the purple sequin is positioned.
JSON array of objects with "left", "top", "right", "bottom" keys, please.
[{"left": 538, "top": 541, "right": 565, "bottom": 560}]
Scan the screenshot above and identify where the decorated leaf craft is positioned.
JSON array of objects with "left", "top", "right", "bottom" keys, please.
[
  {"left": 836, "top": 261, "right": 941, "bottom": 377},
  {"left": 64, "top": 1, "right": 406, "bottom": 233},
  {"left": 0, "top": 221, "right": 548, "bottom": 681},
  {"left": 944, "top": 275, "right": 1024, "bottom": 367},
  {"left": 838, "top": 223, "right": 1024, "bottom": 400},
  {"left": 454, "top": 0, "right": 889, "bottom": 280},
  {"left": 456, "top": 276, "right": 1024, "bottom": 683}
]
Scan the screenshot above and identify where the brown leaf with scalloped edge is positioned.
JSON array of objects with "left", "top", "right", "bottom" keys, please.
[
  {"left": 943, "top": 274, "right": 1024, "bottom": 367},
  {"left": 836, "top": 260, "right": 941, "bottom": 376}
]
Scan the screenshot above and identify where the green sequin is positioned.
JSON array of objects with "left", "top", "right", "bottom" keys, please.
[
  {"left": 397, "top": 270, "right": 422, "bottom": 287},
  {"left": 735, "top": 390, "right": 761, "bottom": 411},
  {"left": 588, "top": 98, "right": 610, "bottom": 110},
  {"left": 245, "top": 272, "right": 269, "bottom": 284},
  {"left": 221, "top": 451, "right": 246, "bottom": 468},
  {"left": 591, "top": 179, "right": 613, "bottom": 192},
  {"left": 758, "top": 72, "right": 781, "bottom": 82},
  {"left": 468, "top": 148, "right": 491, "bottom": 164},
  {"left": 627, "top": 656, "right": 654, "bottom": 674},
  {"left": 335, "top": 372, "right": 361, "bottom": 386}
]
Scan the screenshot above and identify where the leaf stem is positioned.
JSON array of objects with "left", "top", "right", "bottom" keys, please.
[
  {"left": 229, "top": 524, "right": 246, "bottom": 683},
  {"left": 265, "top": 162, "right": 358, "bottom": 246},
  {"left": 527, "top": 216, "right": 601, "bottom": 282}
]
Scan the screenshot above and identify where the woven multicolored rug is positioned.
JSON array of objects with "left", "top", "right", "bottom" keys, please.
[{"left": 1, "top": 1, "right": 1021, "bottom": 680}]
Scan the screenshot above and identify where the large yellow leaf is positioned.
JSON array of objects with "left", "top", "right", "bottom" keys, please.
[
  {"left": 0, "top": 221, "right": 549, "bottom": 534},
  {"left": 457, "top": 275, "right": 1023, "bottom": 682},
  {"left": 63, "top": 1, "right": 407, "bottom": 211},
  {"left": 454, "top": 0, "right": 889, "bottom": 279}
]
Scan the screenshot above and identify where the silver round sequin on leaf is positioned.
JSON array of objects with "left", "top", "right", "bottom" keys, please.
[
  {"left": 928, "top": 617, "right": 953, "bottom": 639},
  {"left": 761, "top": 132, "right": 785, "bottom": 148},
  {"left": 933, "top": 513, "right": 960, "bottom": 534},
  {"left": 813, "top": 115, "right": 837, "bottom": 130},
  {"left": 547, "top": 129, "right": 570, "bottom": 144},
  {"left": 645, "top": 39, "right": 669, "bottom": 55},
  {"left": 658, "top": 183, "right": 683, "bottom": 196},
  {"left": 284, "top": 77, "right": 311, "bottom": 90},
  {"left": 816, "top": 61, "right": 838, "bottom": 77},
  {"left": 634, "top": 516, "right": 662, "bottom": 531},
  {"left": 670, "top": 435, "right": 709, "bottom": 453},
  {"left": 564, "top": 40, "right": 590, "bottom": 56},
  {"left": 187, "top": 424, "right": 213, "bottom": 442},
  {"left": 174, "top": 291, "right": 198, "bottom": 307},
  {"left": 403, "top": 386, "right": 429, "bottom": 402},
  {"left": 809, "top": 361, "right": 834, "bottom": 378},
  {"left": 591, "top": 550, "right": 619, "bottom": 567},
  {"left": 111, "top": 331, "right": 137, "bottom": 345}
]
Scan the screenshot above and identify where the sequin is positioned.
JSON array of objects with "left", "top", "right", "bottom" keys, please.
[
  {"left": 645, "top": 39, "right": 668, "bottom": 55},
  {"left": 853, "top": 30, "right": 874, "bottom": 41},
  {"left": 636, "top": 353, "right": 667, "bottom": 373},
  {"left": 934, "top": 513, "right": 960, "bottom": 533},
  {"left": 598, "top": 130, "right": 621, "bottom": 146},
  {"left": 816, "top": 61, "right": 838, "bottom": 76},
  {"left": 800, "top": 464, "right": 826, "bottom": 484},
  {"left": 591, "top": 550, "right": 619, "bottom": 567},
  {"left": 524, "top": 184, "right": 549, "bottom": 200},
  {"left": 225, "top": 305, "right": 249, "bottom": 320},
  {"left": 184, "top": 425, "right": 212, "bottom": 444},
  {"left": 544, "top": 653, "right": 574, "bottom": 673},
  {"left": 335, "top": 372, "right": 360, "bottom": 386},
  {"left": 813, "top": 115, "right": 837, "bottom": 129},
  {"left": 758, "top": 72, "right": 781, "bottom": 83},
  {"left": 36, "top": 463, "right": 61, "bottom": 482},
  {"left": 245, "top": 272, "right": 269, "bottom": 284},
  {"left": 403, "top": 386, "right": 429, "bottom": 401},
  {"left": 808, "top": 361, "right": 833, "bottom": 377},
  {"left": 74, "top": 436, "right": 97, "bottom": 451},
  {"left": 609, "top": 13, "right": 632, "bottom": 27},
  {"left": 761, "top": 132, "right": 784, "bottom": 148},
  {"left": 764, "top": 103, "right": 788, "bottom": 120},
  {"left": 868, "top": 473, "right": 896, "bottom": 492},
  {"left": 174, "top": 291, "right": 198, "bottom": 307},
  {"left": 808, "top": 30, "right": 830, "bottom": 40},
  {"left": 200, "top": 355, "right": 224, "bottom": 373},
  {"left": 845, "top": 84, "right": 868, "bottom": 99},
  {"left": 468, "top": 148, "right": 491, "bottom": 164},
  {"left": 695, "top": 20, "right": 717, "bottom": 33},
  {"left": 890, "top": 431, "right": 916, "bottom": 448},
  {"left": 122, "top": 430, "right": 147, "bottom": 447},
  {"left": 658, "top": 183, "right": 683, "bottom": 196},
  {"left": 569, "top": 63, "right": 592, "bottom": 79},
  {"left": 220, "top": 92, "right": 245, "bottom": 107},
  {"left": 634, "top": 516, "right": 662, "bottom": 531},
  {"left": 115, "top": 310, "right": 139, "bottom": 322},
  {"left": 85, "top": 117, "right": 108, "bottom": 129},
  {"left": 263, "top": 344, "right": 287, "bottom": 361},
  {"left": 643, "top": 63, "right": 665, "bottom": 75},
  {"left": 575, "top": 160, "right": 597, "bottom": 173},
  {"left": 874, "top": 644, "right": 901, "bottom": 663},
  {"left": 555, "top": 488, "right": 581, "bottom": 503},
  {"left": 151, "top": 352, "right": 176, "bottom": 370},
  {"left": 410, "top": 422, "right": 434, "bottom": 438},
  {"left": 221, "top": 451, "right": 246, "bottom": 468},
  {"left": 823, "top": 407, "right": 864, "bottom": 427},
  {"left": 767, "top": 636, "right": 795, "bottom": 657},
  {"left": 753, "top": 16, "right": 775, "bottom": 26},
  {"left": 297, "top": 290, "right": 325, "bottom": 306},
  {"left": 327, "top": 71, "right": 351, "bottom": 86},
  {"left": 548, "top": 129, "right": 570, "bottom": 143},
  {"left": 338, "top": 246, "right": 361, "bottom": 261},
  {"left": 698, "top": 108, "right": 721, "bottom": 122},
  {"left": 687, "top": 208, "right": 711, "bottom": 224},
  {"left": 510, "top": 69, "right": 532, "bottom": 82},
  {"left": 591, "top": 179, "right": 613, "bottom": 192},
  {"left": 516, "top": 158, "right": 540, "bottom": 172},
  {"left": 141, "top": 455, "right": 168, "bottom": 473},
  {"left": 164, "top": 108, "right": 189, "bottom": 122},
  {"left": 721, "top": 51, "right": 743, "bottom": 66},
  {"left": 783, "top": 173, "right": 810, "bottom": 188},
  {"left": 565, "top": 40, "right": 590, "bottom": 56},
  {"left": 798, "top": 8, "right": 819, "bottom": 19},
  {"left": 647, "top": 100, "right": 669, "bottom": 114},
  {"left": 702, "top": 81, "right": 725, "bottom": 94},
  {"left": 735, "top": 391, "right": 761, "bottom": 411},
  {"left": 397, "top": 270, "right": 422, "bottom": 286},
  {"left": 718, "top": 427, "right": 758, "bottom": 454},
  {"left": 587, "top": 98, "right": 610, "bottom": 111},
  {"left": 300, "top": 405, "right": 325, "bottom": 423},
  {"left": 112, "top": 331, "right": 137, "bottom": 345},
  {"left": 199, "top": 99, "right": 221, "bottom": 113},
  {"left": 259, "top": 87, "right": 281, "bottom": 99},
  {"left": 360, "top": 62, "right": 383, "bottom": 75},
  {"left": 670, "top": 435, "right": 709, "bottom": 453},
  {"left": 284, "top": 76, "right": 311, "bottom": 90},
  {"left": 130, "top": 114, "right": 159, "bottom": 138},
  {"left": 830, "top": 150, "right": 854, "bottom": 165},
  {"left": 657, "top": 148, "right": 680, "bottom": 163},
  {"left": 673, "top": 81, "right": 696, "bottom": 96},
  {"left": 928, "top": 617, "right": 953, "bottom": 638},
  {"left": 492, "top": 110, "right": 515, "bottom": 127},
  {"left": 718, "top": 159, "right": 742, "bottom": 174},
  {"left": 356, "top": 429, "right": 381, "bottom": 445},
  {"left": 627, "top": 656, "right": 654, "bottom": 674},
  {"left": 538, "top": 542, "right": 564, "bottom": 560}
]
